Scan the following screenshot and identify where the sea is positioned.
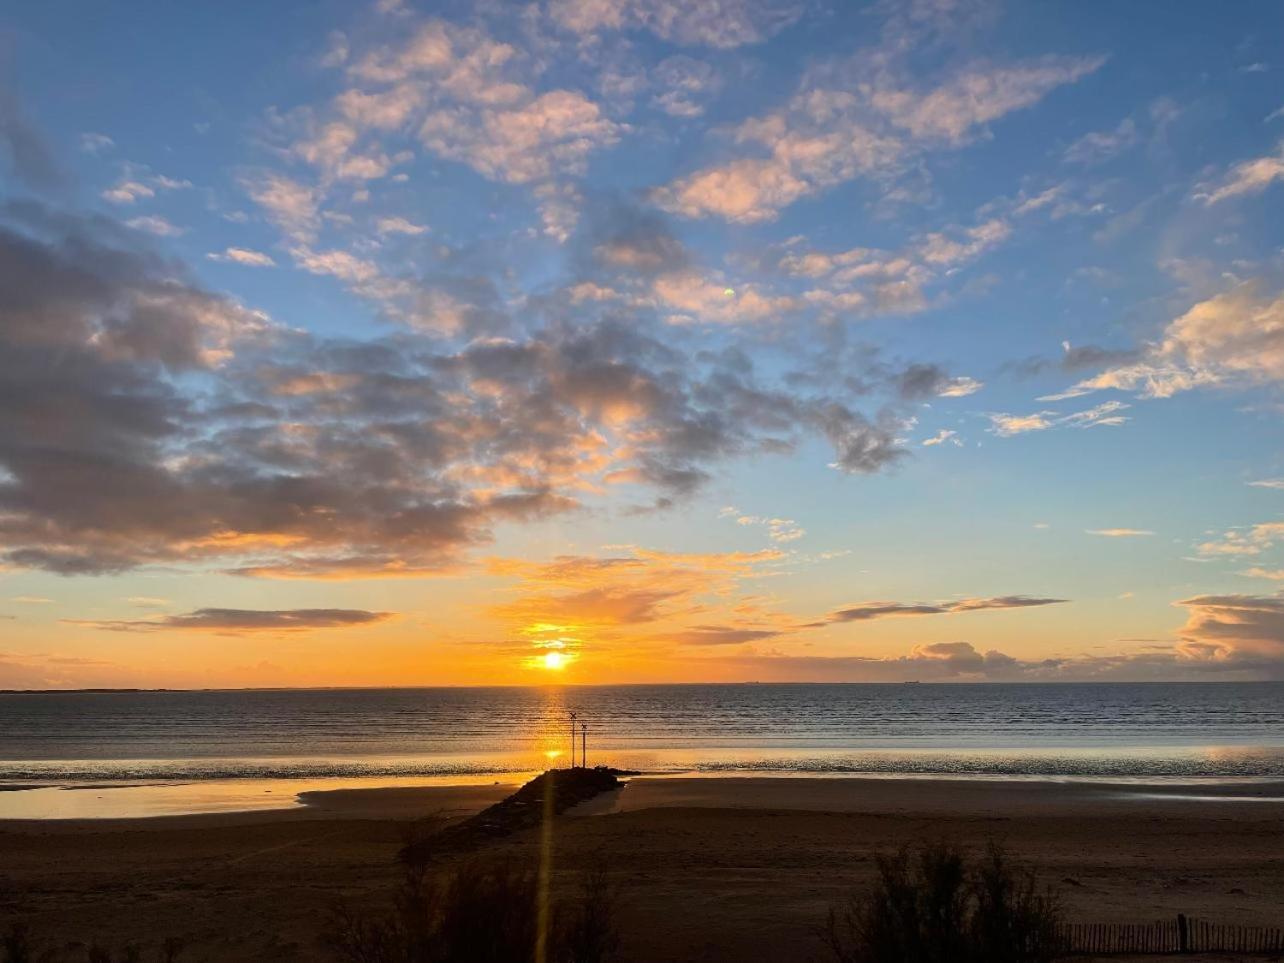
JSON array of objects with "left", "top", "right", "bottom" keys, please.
[{"left": 2, "top": 682, "right": 1282, "bottom": 817}]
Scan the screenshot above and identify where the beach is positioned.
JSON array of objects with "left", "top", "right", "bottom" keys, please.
[{"left": 3, "top": 775, "right": 1281, "bottom": 961}]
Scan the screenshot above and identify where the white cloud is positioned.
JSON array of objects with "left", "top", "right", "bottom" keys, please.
[
  {"left": 546, "top": 0, "right": 801, "bottom": 48},
  {"left": 652, "top": 269, "right": 799, "bottom": 325},
  {"left": 270, "top": 15, "right": 620, "bottom": 245},
  {"left": 937, "top": 377, "right": 983, "bottom": 398},
  {"left": 1197, "top": 522, "right": 1284, "bottom": 558},
  {"left": 245, "top": 173, "right": 320, "bottom": 241},
  {"left": 291, "top": 247, "right": 380, "bottom": 284},
  {"left": 207, "top": 247, "right": 277, "bottom": 267},
  {"left": 375, "top": 215, "right": 428, "bottom": 235},
  {"left": 987, "top": 400, "right": 1129, "bottom": 436},
  {"left": 726, "top": 510, "right": 806, "bottom": 543},
  {"left": 102, "top": 180, "right": 154, "bottom": 204},
  {"left": 335, "top": 84, "right": 424, "bottom": 131},
  {"left": 652, "top": 56, "right": 722, "bottom": 117},
  {"left": 101, "top": 171, "right": 191, "bottom": 205},
  {"left": 771, "top": 213, "right": 1010, "bottom": 320},
  {"left": 654, "top": 55, "right": 1102, "bottom": 223},
  {"left": 80, "top": 132, "right": 114, "bottom": 154},
  {"left": 917, "top": 219, "right": 1011, "bottom": 266},
  {"left": 1086, "top": 528, "right": 1154, "bottom": 537},
  {"left": 1196, "top": 141, "right": 1284, "bottom": 205},
  {"left": 1058, "top": 400, "right": 1131, "bottom": 428},
  {"left": 1046, "top": 283, "right": 1284, "bottom": 401},
  {"left": 125, "top": 215, "right": 186, "bottom": 237},
  {"left": 987, "top": 412, "right": 1051, "bottom": 436},
  {"left": 872, "top": 56, "right": 1106, "bottom": 145},
  {"left": 652, "top": 105, "right": 901, "bottom": 223},
  {"left": 922, "top": 429, "right": 961, "bottom": 447},
  {"left": 1063, "top": 117, "right": 1138, "bottom": 165},
  {"left": 1243, "top": 567, "right": 1284, "bottom": 580},
  {"left": 1249, "top": 479, "right": 1284, "bottom": 490},
  {"left": 419, "top": 89, "right": 620, "bottom": 185}
]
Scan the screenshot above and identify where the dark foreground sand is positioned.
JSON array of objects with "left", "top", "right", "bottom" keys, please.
[{"left": 1, "top": 776, "right": 1281, "bottom": 961}]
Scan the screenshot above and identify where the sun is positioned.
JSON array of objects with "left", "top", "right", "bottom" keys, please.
[{"left": 540, "top": 650, "right": 568, "bottom": 671}]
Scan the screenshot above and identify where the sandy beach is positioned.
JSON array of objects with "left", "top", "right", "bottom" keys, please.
[{"left": 2, "top": 775, "right": 1281, "bottom": 961}]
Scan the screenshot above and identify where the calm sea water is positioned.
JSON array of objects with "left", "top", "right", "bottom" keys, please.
[{"left": 2, "top": 683, "right": 1283, "bottom": 784}]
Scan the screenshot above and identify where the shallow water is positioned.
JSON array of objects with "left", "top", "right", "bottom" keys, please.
[{"left": 2, "top": 683, "right": 1282, "bottom": 816}]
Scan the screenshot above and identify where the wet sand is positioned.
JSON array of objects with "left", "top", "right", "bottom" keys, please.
[{"left": 1, "top": 776, "right": 1281, "bottom": 961}]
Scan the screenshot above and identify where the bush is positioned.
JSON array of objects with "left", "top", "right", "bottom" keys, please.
[
  {"left": 0, "top": 925, "right": 183, "bottom": 963},
  {"left": 826, "top": 842, "right": 1061, "bottom": 963},
  {"left": 326, "top": 858, "right": 621, "bottom": 963},
  {"left": 554, "top": 865, "right": 620, "bottom": 963}
]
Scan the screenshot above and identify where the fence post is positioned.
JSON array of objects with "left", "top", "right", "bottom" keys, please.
[{"left": 1178, "top": 913, "right": 1189, "bottom": 953}]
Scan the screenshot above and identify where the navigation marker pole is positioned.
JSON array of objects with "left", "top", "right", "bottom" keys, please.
[{"left": 568, "top": 710, "right": 577, "bottom": 768}]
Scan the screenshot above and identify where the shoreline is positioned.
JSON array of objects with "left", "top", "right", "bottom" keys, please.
[{"left": 2, "top": 771, "right": 1283, "bottom": 827}]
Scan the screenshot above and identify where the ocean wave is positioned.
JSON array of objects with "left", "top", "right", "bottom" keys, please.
[
  {"left": 690, "top": 751, "right": 1284, "bottom": 779},
  {"left": 0, "top": 759, "right": 533, "bottom": 783},
  {"left": 4, "top": 746, "right": 1283, "bottom": 783}
]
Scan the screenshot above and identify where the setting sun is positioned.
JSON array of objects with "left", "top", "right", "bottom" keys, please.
[{"left": 540, "top": 651, "right": 568, "bottom": 671}]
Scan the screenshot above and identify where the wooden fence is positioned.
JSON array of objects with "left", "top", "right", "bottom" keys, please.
[{"left": 1059, "top": 914, "right": 1284, "bottom": 955}]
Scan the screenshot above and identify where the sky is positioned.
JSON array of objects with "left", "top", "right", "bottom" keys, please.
[{"left": 1, "top": 0, "right": 1283, "bottom": 688}]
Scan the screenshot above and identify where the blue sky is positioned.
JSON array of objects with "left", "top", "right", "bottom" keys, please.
[{"left": 1, "top": 0, "right": 1282, "bottom": 687}]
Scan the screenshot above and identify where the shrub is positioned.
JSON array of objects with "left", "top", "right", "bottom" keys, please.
[
  {"left": 326, "top": 858, "right": 620, "bottom": 963},
  {"left": 554, "top": 865, "right": 619, "bottom": 963},
  {"left": 826, "top": 842, "right": 1061, "bottom": 963},
  {"left": 0, "top": 926, "right": 183, "bottom": 963}
]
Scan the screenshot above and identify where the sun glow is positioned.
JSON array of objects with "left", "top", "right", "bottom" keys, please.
[{"left": 540, "top": 651, "right": 568, "bottom": 671}]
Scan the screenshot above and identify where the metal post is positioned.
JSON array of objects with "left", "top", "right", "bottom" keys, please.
[
  {"left": 569, "top": 711, "right": 577, "bottom": 768},
  {"left": 581, "top": 722, "right": 587, "bottom": 769}
]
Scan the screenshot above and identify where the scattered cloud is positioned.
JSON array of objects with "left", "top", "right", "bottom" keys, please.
[
  {"left": 374, "top": 215, "right": 427, "bottom": 235},
  {"left": 1243, "top": 567, "right": 1284, "bottom": 581},
  {"left": 1063, "top": 117, "right": 1138, "bottom": 165},
  {"left": 1174, "top": 593, "right": 1284, "bottom": 668},
  {"left": 670, "top": 624, "right": 785, "bottom": 645},
  {"left": 1195, "top": 141, "right": 1284, "bottom": 205},
  {"left": 654, "top": 47, "right": 1102, "bottom": 222},
  {"left": 208, "top": 247, "right": 276, "bottom": 267},
  {"left": 715, "top": 632, "right": 1284, "bottom": 681},
  {"left": 825, "top": 595, "right": 1067, "bottom": 623},
  {"left": 488, "top": 546, "right": 787, "bottom": 660},
  {"left": 71, "top": 607, "right": 392, "bottom": 633},
  {"left": 652, "top": 56, "right": 722, "bottom": 117},
  {"left": 546, "top": 0, "right": 802, "bottom": 48},
  {"left": 922, "top": 429, "right": 960, "bottom": 447},
  {"left": 0, "top": 200, "right": 915, "bottom": 578},
  {"left": 1086, "top": 528, "right": 1154, "bottom": 537},
  {"left": 987, "top": 400, "right": 1129, "bottom": 436},
  {"left": 896, "top": 364, "right": 983, "bottom": 400},
  {"left": 244, "top": 172, "right": 319, "bottom": 241},
  {"left": 125, "top": 215, "right": 186, "bottom": 237},
  {"left": 125, "top": 596, "right": 170, "bottom": 608},
  {"left": 1046, "top": 283, "right": 1284, "bottom": 401},
  {"left": 721, "top": 508, "right": 805, "bottom": 543},
  {"left": 419, "top": 89, "right": 621, "bottom": 185},
  {"left": 101, "top": 170, "right": 191, "bottom": 205},
  {"left": 79, "top": 132, "right": 115, "bottom": 154},
  {"left": 1197, "top": 522, "right": 1284, "bottom": 557}
]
